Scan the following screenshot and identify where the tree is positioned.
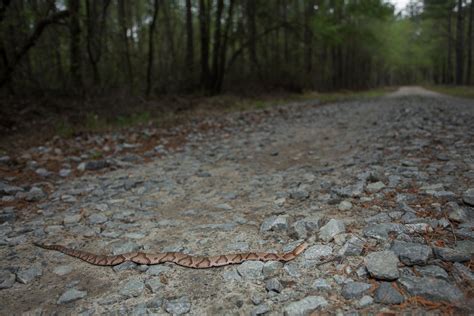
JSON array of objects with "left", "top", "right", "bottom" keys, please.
[
  {"left": 455, "top": 0, "right": 464, "bottom": 84},
  {"left": 146, "top": 0, "right": 159, "bottom": 96},
  {"left": 69, "top": 0, "right": 82, "bottom": 90},
  {"left": 117, "top": 0, "right": 133, "bottom": 92},
  {"left": 0, "top": 8, "right": 69, "bottom": 88},
  {"left": 466, "top": 1, "right": 473, "bottom": 84},
  {"left": 185, "top": 0, "right": 194, "bottom": 83},
  {"left": 199, "top": 0, "right": 210, "bottom": 90}
]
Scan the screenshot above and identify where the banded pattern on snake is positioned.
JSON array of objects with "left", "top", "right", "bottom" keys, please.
[{"left": 34, "top": 242, "right": 308, "bottom": 268}]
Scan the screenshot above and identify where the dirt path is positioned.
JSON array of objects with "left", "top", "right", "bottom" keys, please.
[
  {"left": 1, "top": 93, "right": 473, "bottom": 315},
  {"left": 386, "top": 86, "right": 444, "bottom": 98}
]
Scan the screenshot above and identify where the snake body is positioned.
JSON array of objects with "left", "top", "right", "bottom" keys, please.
[{"left": 34, "top": 242, "right": 308, "bottom": 268}]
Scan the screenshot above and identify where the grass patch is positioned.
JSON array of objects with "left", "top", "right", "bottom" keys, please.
[
  {"left": 55, "top": 120, "right": 75, "bottom": 138},
  {"left": 424, "top": 85, "right": 474, "bottom": 99}
]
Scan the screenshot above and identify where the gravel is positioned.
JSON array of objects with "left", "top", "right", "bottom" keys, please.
[
  {"left": 365, "top": 251, "right": 400, "bottom": 280},
  {"left": 398, "top": 276, "right": 464, "bottom": 301},
  {"left": 374, "top": 282, "right": 405, "bottom": 304},
  {"left": 318, "top": 219, "right": 346, "bottom": 242},
  {"left": 341, "top": 282, "right": 372, "bottom": 299},
  {"left": 2, "top": 92, "right": 474, "bottom": 314},
  {"left": 283, "top": 296, "right": 328, "bottom": 316},
  {"left": 57, "top": 288, "right": 87, "bottom": 304},
  {"left": 390, "top": 240, "right": 432, "bottom": 265}
]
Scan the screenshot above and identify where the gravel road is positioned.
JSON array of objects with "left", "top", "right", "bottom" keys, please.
[{"left": 1, "top": 88, "right": 473, "bottom": 315}]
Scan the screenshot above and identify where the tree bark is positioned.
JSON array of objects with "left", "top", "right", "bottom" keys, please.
[
  {"left": 447, "top": 10, "right": 453, "bottom": 84},
  {"left": 455, "top": 0, "right": 464, "bottom": 85},
  {"left": 214, "top": 0, "right": 235, "bottom": 93},
  {"left": 211, "top": 0, "right": 224, "bottom": 91},
  {"left": 199, "top": 0, "right": 210, "bottom": 89},
  {"left": 86, "top": 0, "right": 110, "bottom": 86},
  {"left": 0, "top": 0, "right": 11, "bottom": 24},
  {"left": 466, "top": 1, "right": 473, "bottom": 85},
  {"left": 304, "top": 0, "right": 315, "bottom": 74},
  {"left": 246, "top": 0, "right": 258, "bottom": 68},
  {"left": 185, "top": 0, "right": 194, "bottom": 76},
  {"left": 162, "top": 0, "right": 177, "bottom": 66},
  {"left": 69, "top": 0, "right": 82, "bottom": 91},
  {"left": 118, "top": 0, "right": 134, "bottom": 92},
  {"left": 146, "top": 0, "right": 159, "bottom": 96}
]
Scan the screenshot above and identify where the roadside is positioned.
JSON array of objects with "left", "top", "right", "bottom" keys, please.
[
  {"left": 0, "top": 88, "right": 394, "bottom": 155},
  {"left": 423, "top": 85, "right": 474, "bottom": 99}
]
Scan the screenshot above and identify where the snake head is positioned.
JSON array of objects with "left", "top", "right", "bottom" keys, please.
[{"left": 293, "top": 241, "right": 309, "bottom": 256}]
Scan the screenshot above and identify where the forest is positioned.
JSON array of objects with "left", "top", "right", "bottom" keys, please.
[{"left": 0, "top": 0, "right": 473, "bottom": 97}]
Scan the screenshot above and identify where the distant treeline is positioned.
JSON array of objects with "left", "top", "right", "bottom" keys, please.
[{"left": 0, "top": 0, "right": 472, "bottom": 96}]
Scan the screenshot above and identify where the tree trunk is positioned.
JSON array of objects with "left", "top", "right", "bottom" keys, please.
[
  {"left": 199, "top": 0, "right": 210, "bottom": 90},
  {"left": 162, "top": 0, "right": 177, "bottom": 66},
  {"left": 455, "top": 0, "right": 464, "bottom": 85},
  {"left": 447, "top": 10, "right": 453, "bottom": 84},
  {"left": 211, "top": 0, "right": 224, "bottom": 91},
  {"left": 118, "top": 0, "right": 134, "bottom": 92},
  {"left": 69, "top": 0, "right": 82, "bottom": 91},
  {"left": 246, "top": 0, "right": 258, "bottom": 68},
  {"left": 304, "top": 0, "right": 315, "bottom": 74},
  {"left": 466, "top": 1, "right": 473, "bottom": 85},
  {"left": 185, "top": 0, "right": 194, "bottom": 77},
  {"left": 215, "top": 0, "right": 235, "bottom": 93},
  {"left": 146, "top": 0, "right": 159, "bottom": 96}
]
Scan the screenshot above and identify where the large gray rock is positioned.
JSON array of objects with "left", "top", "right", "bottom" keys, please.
[
  {"left": 363, "top": 223, "right": 405, "bottom": 240},
  {"left": 452, "top": 262, "right": 474, "bottom": 286},
  {"left": 304, "top": 245, "right": 333, "bottom": 261},
  {"left": 16, "top": 264, "right": 43, "bottom": 284},
  {"left": 374, "top": 282, "right": 404, "bottom": 304},
  {"left": 341, "top": 282, "right": 372, "bottom": 299},
  {"left": 57, "top": 288, "right": 87, "bottom": 304},
  {"left": 283, "top": 296, "right": 328, "bottom": 316},
  {"left": 251, "top": 304, "right": 271, "bottom": 316},
  {"left": 146, "top": 265, "right": 171, "bottom": 276},
  {"left": 24, "top": 187, "right": 46, "bottom": 202},
  {"left": 367, "top": 181, "right": 385, "bottom": 193},
  {"left": 164, "top": 296, "right": 191, "bottom": 315},
  {"left": 462, "top": 188, "right": 474, "bottom": 206},
  {"left": 398, "top": 276, "right": 464, "bottom": 301},
  {"left": 390, "top": 240, "right": 432, "bottom": 265},
  {"left": 237, "top": 261, "right": 264, "bottom": 280},
  {"left": 265, "top": 278, "right": 283, "bottom": 293},
  {"left": 415, "top": 265, "right": 448, "bottom": 280},
  {"left": 433, "top": 246, "right": 471, "bottom": 262},
  {"left": 358, "top": 295, "right": 374, "bottom": 308},
  {"left": 53, "top": 265, "right": 73, "bottom": 276},
  {"left": 289, "top": 189, "right": 310, "bottom": 200},
  {"left": 446, "top": 202, "right": 468, "bottom": 223},
  {"left": 339, "top": 235, "right": 365, "bottom": 256},
  {"left": 263, "top": 261, "right": 283, "bottom": 277},
  {"left": 290, "top": 217, "right": 321, "bottom": 239},
  {"left": 146, "top": 278, "right": 164, "bottom": 293},
  {"left": 319, "top": 219, "right": 345, "bottom": 242},
  {"left": 119, "top": 277, "right": 145, "bottom": 298},
  {"left": 0, "top": 270, "right": 15, "bottom": 289},
  {"left": 312, "top": 278, "right": 331, "bottom": 291},
  {"left": 260, "top": 215, "right": 289, "bottom": 233},
  {"left": 365, "top": 251, "right": 399, "bottom": 280},
  {"left": 88, "top": 213, "right": 108, "bottom": 224}
]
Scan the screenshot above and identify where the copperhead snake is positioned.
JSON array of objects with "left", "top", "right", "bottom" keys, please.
[{"left": 34, "top": 242, "right": 308, "bottom": 268}]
